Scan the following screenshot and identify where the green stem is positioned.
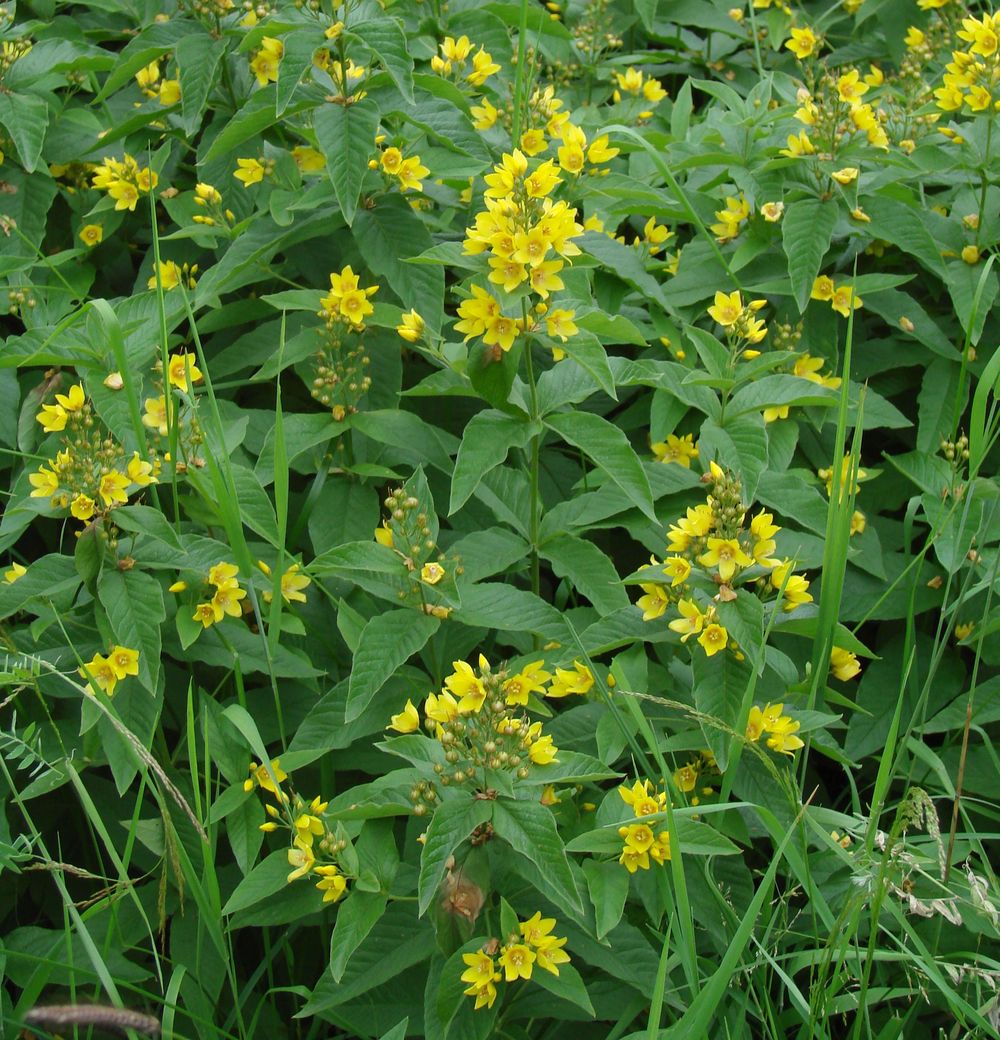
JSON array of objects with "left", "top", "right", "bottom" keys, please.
[
  {"left": 512, "top": 0, "right": 530, "bottom": 141},
  {"left": 522, "top": 313, "right": 542, "bottom": 606}
]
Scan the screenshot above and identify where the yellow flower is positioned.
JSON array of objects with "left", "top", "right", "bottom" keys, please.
[
  {"left": 250, "top": 37, "right": 283, "bottom": 87},
  {"left": 192, "top": 602, "right": 219, "bottom": 627},
  {"left": 904, "top": 26, "right": 925, "bottom": 49},
  {"left": 548, "top": 660, "right": 593, "bottom": 698},
  {"left": 498, "top": 943, "right": 535, "bottom": 982},
  {"left": 470, "top": 97, "right": 498, "bottom": 130},
  {"left": 3, "top": 562, "right": 26, "bottom": 583},
  {"left": 461, "top": 952, "right": 501, "bottom": 1010},
  {"left": 780, "top": 131, "right": 815, "bottom": 158},
  {"left": 810, "top": 275, "right": 835, "bottom": 302},
  {"left": 466, "top": 48, "right": 499, "bottom": 86},
  {"left": 544, "top": 308, "right": 577, "bottom": 342},
  {"left": 587, "top": 134, "right": 619, "bottom": 163},
  {"left": 534, "top": 935, "right": 571, "bottom": 975},
  {"left": 637, "top": 582, "right": 670, "bottom": 620},
  {"left": 662, "top": 555, "right": 691, "bottom": 586},
  {"left": 503, "top": 661, "right": 551, "bottom": 705},
  {"left": 29, "top": 466, "right": 60, "bottom": 499},
  {"left": 698, "top": 537, "right": 753, "bottom": 583},
  {"left": 396, "top": 309, "right": 424, "bottom": 343},
  {"left": 830, "top": 647, "right": 861, "bottom": 680},
  {"left": 836, "top": 69, "right": 868, "bottom": 106},
  {"left": 108, "top": 645, "right": 140, "bottom": 681},
  {"left": 785, "top": 26, "right": 819, "bottom": 59},
  {"left": 315, "top": 864, "right": 347, "bottom": 903},
  {"left": 135, "top": 59, "right": 160, "bottom": 90},
  {"left": 234, "top": 157, "right": 265, "bottom": 186},
  {"left": 98, "top": 470, "right": 130, "bottom": 506},
  {"left": 761, "top": 201, "right": 784, "bottom": 222},
  {"left": 528, "top": 733, "right": 558, "bottom": 764},
  {"left": 520, "top": 127, "right": 547, "bottom": 155},
  {"left": 420, "top": 562, "right": 445, "bottom": 585},
  {"left": 708, "top": 290, "right": 743, "bottom": 326},
  {"left": 79, "top": 652, "right": 118, "bottom": 697},
  {"left": 697, "top": 622, "right": 728, "bottom": 657},
  {"left": 158, "top": 79, "right": 181, "bottom": 105},
  {"left": 127, "top": 453, "right": 157, "bottom": 487},
  {"left": 674, "top": 764, "right": 697, "bottom": 793},
  {"left": 832, "top": 167, "right": 859, "bottom": 185},
  {"left": 71, "top": 493, "right": 96, "bottom": 521},
  {"left": 79, "top": 224, "right": 103, "bottom": 246},
  {"left": 244, "top": 758, "right": 287, "bottom": 794},
  {"left": 36, "top": 403, "right": 68, "bottom": 433},
  {"left": 851, "top": 510, "right": 866, "bottom": 536},
  {"left": 766, "top": 716, "right": 804, "bottom": 755},
  {"left": 209, "top": 562, "right": 240, "bottom": 587},
  {"left": 446, "top": 659, "right": 488, "bottom": 713},
  {"left": 167, "top": 353, "right": 203, "bottom": 391},
  {"left": 831, "top": 285, "right": 862, "bottom": 317},
  {"left": 286, "top": 840, "right": 315, "bottom": 883},
  {"left": 651, "top": 432, "right": 699, "bottom": 467},
  {"left": 668, "top": 598, "right": 704, "bottom": 642},
  {"left": 212, "top": 582, "right": 246, "bottom": 618}
]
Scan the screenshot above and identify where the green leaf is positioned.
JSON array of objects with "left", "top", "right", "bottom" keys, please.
[
  {"left": 544, "top": 411, "right": 657, "bottom": 522},
  {"left": 330, "top": 891, "right": 389, "bottom": 982},
  {"left": 417, "top": 798, "right": 493, "bottom": 913},
  {"left": 0, "top": 92, "right": 48, "bottom": 172},
  {"left": 697, "top": 414, "right": 768, "bottom": 500},
  {"left": 346, "top": 610, "right": 440, "bottom": 722},
  {"left": 349, "top": 18, "right": 414, "bottom": 103},
  {"left": 532, "top": 960, "right": 596, "bottom": 1017},
  {"left": 917, "top": 357, "right": 964, "bottom": 454},
  {"left": 449, "top": 410, "right": 538, "bottom": 514},
  {"left": 276, "top": 29, "right": 322, "bottom": 116},
  {"left": 782, "top": 199, "right": 837, "bottom": 313},
  {"left": 580, "top": 232, "right": 671, "bottom": 312},
  {"left": 544, "top": 330, "right": 617, "bottom": 401},
  {"left": 452, "top": 583, "right": 568, "bottom": 642},
  {"left": 97, "top": 568, "right": 166, "bottom": 694},
  {"left": 354, "top": 195, "right": 445, "bottom": 332},
  {"left": 491, "top": 798, "right": 582, "bottom": 913},
  {"left": 0, "top": 554, "right": 80, "bottom": 620},
  {"left": 540, "top": 534, "right": 628, "bottom": 615},
  {"left": 582, "top": 858, "right": 628, "bottom": 940},
  {"left": 222, "top": 850, "right": 288, "bottom": 915},
  {"left": 727, "top": 375, "right": 838, "bottom": 419},
  {"left": 313, "top": 97, "right": 381, "bottom": 227},
  {"left": 176, "top": 33, "right": 225, "bottom": 136}
]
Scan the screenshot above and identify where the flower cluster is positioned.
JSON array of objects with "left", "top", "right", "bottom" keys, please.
[
  {"left": 78, "top": 646, "right": 140, "bottom": 698},
  {"left": 191, "top": 181, "right": 235, "bottom": 228},
  {"left": 188, "top": 562, "right": 247, "bottom": 628},
  {"left": 372, "top": 482, "right": 456, "bottom": 617},
  {"left": 30, "top": 382, "right": 159, "bottom": 521},
  {"left": 387, "top": 654, "right": 582, "bottom": 807},
  {"left": 461, "top": 912, "right": 570, "bottom": 1010},
  {"left": 431, "top": 35, "right": 500, "bottom": 87},
  {"left": 934, "top": 13, "right": 1000, "bottom": 114},
  {"left": 636, "top": 462, "right": 813, "bottom": 657},
  {"left": 457, "top": 149, "right": 583, "bottom": 353},
  {"left": 91, "top": 154, "right": 158, "bottom": 212},
  {"left": 617, "top": 779, "right": 671, "bottom": 872},
  {"left": 745, "top": 702, "right": 804, "bottom": 755},
  {"left": 246, "top": 760, "right": 351, "bottom": 904},
  {"left": 707, "top": 290, "right": 768, "bottom": 349}
]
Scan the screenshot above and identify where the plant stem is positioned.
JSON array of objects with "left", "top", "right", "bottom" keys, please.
[{"left": 522, "top": 310, "right": 542, "bottom": 604}]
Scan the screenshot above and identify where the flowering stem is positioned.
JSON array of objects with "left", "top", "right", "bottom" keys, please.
[
  {"left": 511, "top": 0, "right": 530, "bottom": 141},
  {"left": 522, "top": 319, "right": 542, "bottom": 606}
]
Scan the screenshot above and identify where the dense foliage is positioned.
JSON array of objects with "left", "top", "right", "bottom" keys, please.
[{"left": 0, "top": 0, "right": 999, "bottom": 1037}]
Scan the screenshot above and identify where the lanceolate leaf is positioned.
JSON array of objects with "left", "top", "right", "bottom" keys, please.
[
  {"left": 349, "top": 18, "right": 414, "bottom": 103},
  {"left": 97, "top": 568, "right": 166, "bottom": 694},
  {"left": 491, "top": 798, "right": 582, "bottom": 913},
  {"left": 0, "top": 92, "right": 47, "bottom": 172},
  {"left": 417, "top": 798, "right": 493, "bottom": 913},
  {"left": 176, "top": 33, "right": 225, "bottom": 136},
  {"left": 314, "top": 98, "right": 381, "bottom": 227},
  {"left": 346, "top": 609, "right": 440, "bottom": 722},
  {"left": 782, "top": 199, "right": 837, "bottom": 313},
  {"left": 449, "top": 410, "right": 539, "bottom": 514},
  {"left": 544, "top": 411, "right": 657, "bottom": 522}
]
